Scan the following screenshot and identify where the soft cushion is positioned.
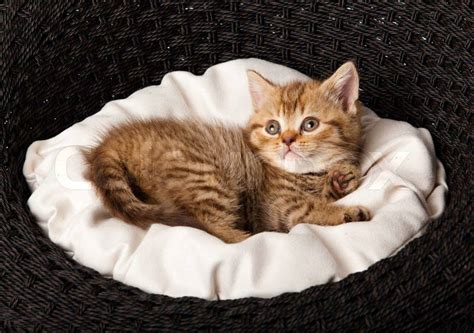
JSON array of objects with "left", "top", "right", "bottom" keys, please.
[{"left": 23, "top": 59, "right": 447, "bottom": 300}]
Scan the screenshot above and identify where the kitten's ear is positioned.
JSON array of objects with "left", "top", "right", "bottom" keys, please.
[
  {"left": 320, "top": 61, "right": 359, "bottom": 113},
  {"left": 247, "top": 70, "right": 275, "bottom": 110}
]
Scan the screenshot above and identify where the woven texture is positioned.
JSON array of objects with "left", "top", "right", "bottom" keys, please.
[{"left": 1, "top": 1, "right": 472, "bottom": 331}]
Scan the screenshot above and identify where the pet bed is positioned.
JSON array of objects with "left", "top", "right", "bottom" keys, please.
[{"left": 23, "top": 59, "right": 447, "bottom": 300}]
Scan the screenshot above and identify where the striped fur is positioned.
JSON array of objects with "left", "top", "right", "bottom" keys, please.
[{"left": 84, "top": 62, "right": 370, "bottom": 243}]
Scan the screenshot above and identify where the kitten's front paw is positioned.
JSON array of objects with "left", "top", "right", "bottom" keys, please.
[
  {"left": 343, "top": 206, "right": 371, "bottom": 223},
  {"left": 328, "top": 164, "right": 361, "bottom": 199}
]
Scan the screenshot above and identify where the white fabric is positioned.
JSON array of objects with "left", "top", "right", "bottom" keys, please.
[{"left": 23, "top": 59, "right": 447, "bottom": 300}]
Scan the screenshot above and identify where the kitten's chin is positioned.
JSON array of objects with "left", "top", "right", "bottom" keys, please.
[
  {"left": 262, "top": 151, "right": 346, "bottom": 174},
  {"left": 272, "top": 152, "right": 353, "bottom": 174},
  {"left": 279, "top": 159, "right": 324, "bottom": 174},
  {"left": 269, "top": 155, "right": 324, "bottom": 174}
]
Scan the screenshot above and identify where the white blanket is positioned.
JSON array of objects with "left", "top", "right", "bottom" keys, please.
[{"left": 23, "top": 59, "right": 447, "bottom": 300}]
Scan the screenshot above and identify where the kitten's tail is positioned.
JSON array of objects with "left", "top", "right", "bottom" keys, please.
[{"left": 83, "top": 148, "right": 198, "bottom": 229}]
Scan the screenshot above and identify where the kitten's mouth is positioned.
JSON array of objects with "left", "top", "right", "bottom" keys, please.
[{"left": 283, "top": 147, "right": 304, "bottom": 160}]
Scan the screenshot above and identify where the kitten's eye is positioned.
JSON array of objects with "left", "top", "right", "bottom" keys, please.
[
  {"left": 301, "top": 117, "right": 319, "bottom": 132},
  {"left": 265, "top": 120, "right": 281, "bottom": 135}
]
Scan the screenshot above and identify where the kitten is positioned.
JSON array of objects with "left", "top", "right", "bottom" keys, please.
[{"left": 84, "top": 61, "right": 370, "bottom": 243}]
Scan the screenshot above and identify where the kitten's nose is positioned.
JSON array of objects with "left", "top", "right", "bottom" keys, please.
[{"left": 282, "top": 133, "right": 297, "bottom": 146}]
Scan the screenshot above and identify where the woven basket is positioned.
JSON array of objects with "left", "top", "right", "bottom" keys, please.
[{"left": 2, "top": 1, "right": 472, "bottom": 331}]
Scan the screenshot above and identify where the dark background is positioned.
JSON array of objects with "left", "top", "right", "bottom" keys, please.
[{"left": 1, "top": 1, "right": 472, "bottom": 331}]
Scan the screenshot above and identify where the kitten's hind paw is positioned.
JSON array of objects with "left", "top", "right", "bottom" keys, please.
[{"left": 343, "top": 206, "right": 371, "bottom": 223}]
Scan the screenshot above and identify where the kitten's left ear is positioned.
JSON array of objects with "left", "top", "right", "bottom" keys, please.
[{"left": 320, "top": 61, "right": 359, "bottom": 113}]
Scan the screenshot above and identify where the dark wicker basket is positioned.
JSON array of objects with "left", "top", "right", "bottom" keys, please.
[{"left": 2, "top": 1, "right": 472, "bottom": 331}]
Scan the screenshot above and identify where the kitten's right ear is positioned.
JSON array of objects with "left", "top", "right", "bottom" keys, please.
[{"left": 247, "top": 70, "right": 275, "bottom": 110}]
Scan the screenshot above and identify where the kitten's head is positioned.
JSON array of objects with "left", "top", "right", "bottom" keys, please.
[{"left": 245, "top": 61, "right": 363, "bottom": 174}]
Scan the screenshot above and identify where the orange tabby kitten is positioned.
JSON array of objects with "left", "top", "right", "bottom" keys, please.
[{"left": 84, "top": 61, "right": 370, "bottom": 243}]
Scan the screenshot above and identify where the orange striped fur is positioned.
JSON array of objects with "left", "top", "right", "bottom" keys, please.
[{"left": 84, "top": 62, "right": 370, "bottom": 243}]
